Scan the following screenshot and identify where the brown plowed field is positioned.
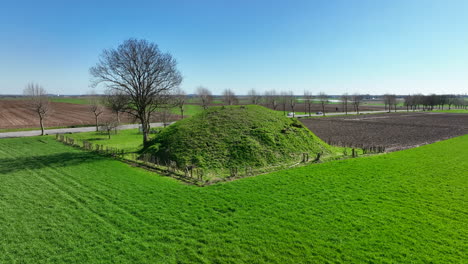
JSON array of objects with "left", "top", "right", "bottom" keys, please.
[
  {"left": 300, "top": 112, "right": 468, "bottom": 151},
  {"left": 0, "top": 100, "right": 178, "bottom": 129}
]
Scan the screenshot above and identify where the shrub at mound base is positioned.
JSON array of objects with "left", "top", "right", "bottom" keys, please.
[{"left": 145, "top": 105, "right": 331, "bottom": 170}]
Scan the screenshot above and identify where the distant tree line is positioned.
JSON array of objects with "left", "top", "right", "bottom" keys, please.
[{"left": 403, "top": 94, "right": 467, "bottom": 111}]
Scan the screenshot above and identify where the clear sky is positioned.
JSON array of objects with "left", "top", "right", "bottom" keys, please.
[{"left": 1, "top": 0, "right": 468, "bottom": 95}]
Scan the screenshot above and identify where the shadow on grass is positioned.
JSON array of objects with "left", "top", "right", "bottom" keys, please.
[{"left": 0, "top": 152, "right": 107, "bottom": 174}]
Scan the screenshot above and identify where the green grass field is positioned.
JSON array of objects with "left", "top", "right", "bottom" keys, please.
[
  {"left": 63, "top": 128, "right": 145, "bottom": 153},
  {"left": 50, "top": 97, "right": 91, "bottom": 105},
  {"left": 0, "top": 135, "right": 466, "bottom": 263},
  {"left": 432, "top": 109, "right": 468, "bottom": 113}
]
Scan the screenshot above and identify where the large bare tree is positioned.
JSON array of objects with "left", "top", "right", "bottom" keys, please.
[
  {"left": 222, "top": 89, "right": 238, "bottom": 105},
  {"left": 197, "top": 86, "right": 213, "bottom": 110},
  {"left": 90, "top": 39, "right": 182, "bottom": 146},
  {"left": 23, "top": 83, "right": 50, "bottom": 135}
]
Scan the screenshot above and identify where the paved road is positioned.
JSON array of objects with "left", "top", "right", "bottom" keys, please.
[{"left": 0, "top": 122, "right": 169, "bottom": 139}]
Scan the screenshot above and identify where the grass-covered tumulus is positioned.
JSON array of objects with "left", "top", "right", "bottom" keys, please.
[{"left": 144, "top": 105, "right": 332, "bottom": 171}]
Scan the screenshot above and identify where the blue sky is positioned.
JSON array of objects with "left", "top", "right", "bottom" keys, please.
[{"left": 1, "top": 0, "right": 467, "bottom": 95}]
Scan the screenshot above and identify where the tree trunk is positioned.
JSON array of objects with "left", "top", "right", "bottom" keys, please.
[
  {"left": 39, "top": 115, "right": 44, "bottom": 136},
  {"left": 180, "top": 107, "right": 184, "bottom": 119},
  {"left": 95, "top": 114, "right": 99, "bottom": 132},
  {"left": 322, "top": 104, "right": 325, "bottom": 116},
  {"left": 141, "top": 114, "right": 151, "bottom": 147}
]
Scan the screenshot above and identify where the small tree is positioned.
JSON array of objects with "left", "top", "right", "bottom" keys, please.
[
  {"left": 174, "top": 88, "right": 186, "bottom": 118},
  {"left": 280, "top": 91, "right": 289, "bottom": 115},
  {"left": 88, "top": 93, "right": 104, "bottom": 132},
  {"left": 265, "top": 90, "right": 279, "bottom": 110},
  {"left": 248, "top": 89, "right": 261, "bottom": 105},
  {"left": 197, "top": 86, "right": 213, "bottom": 109},
  {"left": 288, "top": 92, "right": 296, "bottom": 117},
  {"left": 100, "top": 118, "right": 118, "bottom": 139},
  {"left": 222, "top": 89, "right": 238, "bottom": 105},
  {"left": 23, "top": 83, "right": 50, "bottom": 135},
  {"left": 352, "top": 94, "right": 363, "bottom": 114},
  {"left": 103, "top": 89, "right": 128, "bottom": 126},
  {"left": 318, "top": 92, "right": 328, "bottom": 116},
  {"left": 304, "top": 91, "right": 313, "bottom": 116},
  {"left": 159, "top": 106, "right": 173, "bottom": 127},
  {"left": 341, "top": 93, "right": 349, "bottom": 115}
]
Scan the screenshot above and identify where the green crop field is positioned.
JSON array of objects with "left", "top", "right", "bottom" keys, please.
[{"left": 0, "top": 135, "right": 466, "bottom": 263}]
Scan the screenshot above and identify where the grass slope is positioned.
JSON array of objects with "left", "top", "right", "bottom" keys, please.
[
  {"left": 146, "top": 105, "right": 332, "bottom": 170},
  {"left": 0, "top": 135, "right": 466, "bottom": 263}
]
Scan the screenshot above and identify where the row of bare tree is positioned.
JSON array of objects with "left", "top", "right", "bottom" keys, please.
[{"left": 194, "top": 87, "right": 366, "bottom": 116}]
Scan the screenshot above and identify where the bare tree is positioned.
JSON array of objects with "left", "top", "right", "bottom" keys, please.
[
  {"left": 197, "top": 86, "right": 213, "bottom": 110},
  {"left": 103, "top": 89, "right": 128, "bottom": 126},
  {"left": 90, "top": 39, "right": 182, "bottom": 146},
  {"left": 100, "top": 118, "right": 119, "bottom": 139},
  {"left": 248, "top": 89, "right": 261, "bottom": 105},
  {"left": 174, "top": 88, "right": 186, "bottom": 118},
  {"left": 318, "top": 92, "right": 328, "bottom": 116},
  {"left": 341, "top": 93, "right": 349, "bottom": 115},
  {"left": 264, "top": 90, "right": 279, "bottom": 110},
  {"left": 383, "top": 94, "right": 396, "bottom": 113},
  {"left": 352, "top": 94, "right": 363, "bottom": 114},
  {"left": 288, "top": 92, "right": 296, "bottom": 117},
  {"left": 88, "top": 93, "right": 104, "bottom": 132},
  {"left": 159, "top": 106, "right": 173, "bottom": 127},
  {"left": 280, "top": 91, "right": 289, "bottom": 115},
  {"left": 222, "top": 89, "right": 238, "bottom": 105},
  {"left": 304, "top": 90, "right": 313, "bottom": 117},
  {"left": 447, "top": 95, "right": 456, "bottom": 110},
  {"left": 23, "top": 83, "right": 50, "bottom": 135}
]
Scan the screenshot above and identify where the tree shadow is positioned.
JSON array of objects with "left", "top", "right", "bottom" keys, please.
[{"left": 0, "top": 152, "right": 107, "bottom": 175}]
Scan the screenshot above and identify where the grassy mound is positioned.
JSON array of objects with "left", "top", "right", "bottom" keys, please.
[{"left": 145, "top": 105, "right": 331, "bottom": 170}]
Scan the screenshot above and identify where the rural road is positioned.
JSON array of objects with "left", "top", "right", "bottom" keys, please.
[{"left": 0, "top": 122, "right": 169, "bottom": 139}]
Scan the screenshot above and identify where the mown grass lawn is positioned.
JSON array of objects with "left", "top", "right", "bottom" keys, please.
[
  {"left": 63, "top": 128, "right": 145, "bottom": 153},
  {"left": 0, "top": 135, "right": 466, "bottom": 263}
]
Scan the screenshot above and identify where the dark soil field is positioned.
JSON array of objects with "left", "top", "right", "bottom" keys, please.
[
  {"left": 0, "top": 100, "right": 178, "bottom": 129},
  {"left": 301, "top": 112, "right": 468, "bottom": 151}
]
